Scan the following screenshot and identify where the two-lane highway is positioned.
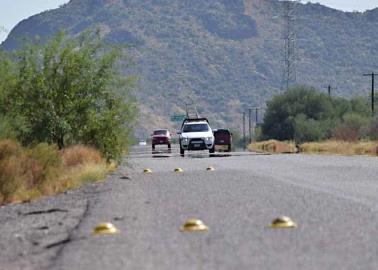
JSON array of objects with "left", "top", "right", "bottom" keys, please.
[{"left": 50, "top": 145, "right": 378, "bottom": 270}]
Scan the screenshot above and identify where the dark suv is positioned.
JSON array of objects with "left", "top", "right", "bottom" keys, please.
[
  {"left": 151, "top": 129, "right": 171, "bottom": 150},
  {"left": 213, "top": 129, "right": 232, "bottom": 152}
]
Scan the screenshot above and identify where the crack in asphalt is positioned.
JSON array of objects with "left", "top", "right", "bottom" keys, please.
[
  {"left": 22, "top": 209, "right": 69, "bottom": 216},
  {"left": 45, "top": 199, "right": 91, "bottom": 269},
  {"left": 0, "top": 179, "right": 108, "bottom": 270},
  {"left": 45, "top": 238, "right": 72, "bottom": 249}
]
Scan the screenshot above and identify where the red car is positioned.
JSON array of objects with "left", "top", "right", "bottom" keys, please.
[
  {"left": 151, "top": 129, "right": 171, "bottom": 150},
  {"left": 213, "top": 129, "right": 232, "bottom": 152}
]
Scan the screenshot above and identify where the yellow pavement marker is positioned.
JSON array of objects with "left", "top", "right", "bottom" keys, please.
[
  {"left": 180, "top": 219, "right": 209, "bottom": 232},
  {"left": 270, "top": 216, "right": 297, "bottom": 229},
  {"left": 206, "top": 166, "right": 215, "bottom": 171},
  {"left": 174, "top": 168, "right": 184, "bottom": 173},
  {"left": 143, "top": 168, "right": 152, "bottom": 174},
  {"left": 92, "top": 222, "right": 120, "bottom": 235}
]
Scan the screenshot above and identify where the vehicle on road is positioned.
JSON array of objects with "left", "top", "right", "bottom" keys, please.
[
  {"left": 151, "top": 129, "right": 171, "bottom": 150},
  {"left": 138, "top": 140, "right": 147, "bottom": 146},
  {"left": 213, "top": 129, "right": 232, "bottom": 152},
  {"left": 178, "top": 118, "right": 215, "bottom": 156}
]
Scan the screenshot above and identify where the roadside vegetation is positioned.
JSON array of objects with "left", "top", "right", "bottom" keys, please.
[
  {"left": 299, "top": 141, "right": 378, "bottom": 156},
  {"left": 0, "top": 31, "right": 137, "bottom": 204},
  {"left": 261, "top": 86, "right": 377, "bottom": 143},
  {"left": 252, "top": 86, "right": 378, "bottom": 156},
  {"left": 248, "top": 140, "right": 296, "bottom": 154},
  {"left": 249, "top": 140, "right": 378, "bottom": 156},
  {"left": 0, "top": 140, "right": 114, "bottom": 204}
]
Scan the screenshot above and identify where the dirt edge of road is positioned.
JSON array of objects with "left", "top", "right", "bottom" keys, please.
[{"left": 0, "top": 167, "right": 128, "bottom": 270}]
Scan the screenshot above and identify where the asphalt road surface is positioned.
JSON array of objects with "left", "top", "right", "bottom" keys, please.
[{"left": 1, "top": 145, "right": 378, "bottom": 270}]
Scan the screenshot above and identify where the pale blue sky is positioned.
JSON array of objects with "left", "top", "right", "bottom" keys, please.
[{"left": 0, "top": 0, "right": 377, "bottom": 42}]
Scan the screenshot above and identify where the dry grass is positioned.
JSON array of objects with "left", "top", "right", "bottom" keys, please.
[
  {"left": 300, "top": 141, "right": 378, "bottom": 156},
  {"left": 62, "top": 145, "right": 103, "bottom": 167},
  {"left": 248, "top": 140, "right": 297, "bottom": 154},
  {"left": 0, "top": 140, "right": 112, "bottom": 205},
  {"left": 249, "top": 139, "right": 378, "bottom": 156}
]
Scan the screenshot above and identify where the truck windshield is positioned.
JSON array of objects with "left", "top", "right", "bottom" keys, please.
[
  {"left": 153, "top": 130, "right": 167, "bottom": 135},
  {"left": 183, "top": 124, "right": 209, "bottom": 133}
]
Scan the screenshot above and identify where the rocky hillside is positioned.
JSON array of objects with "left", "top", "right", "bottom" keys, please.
[{"left": 2, "top": 0, "right": 378, "bottom": 136}]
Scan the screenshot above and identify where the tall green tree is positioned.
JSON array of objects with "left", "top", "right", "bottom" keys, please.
[
  {"left": 261, "top": 86, "right": 371, "bottom": 142},
  {"left": 262, "top": 86, "right": 333, "bottom": 141},
  {"left": 1, "top": 31, "right": 137, "bottom": 161},
  {"left": 0, "top": 50, "right": 28, "bottom": 139}
]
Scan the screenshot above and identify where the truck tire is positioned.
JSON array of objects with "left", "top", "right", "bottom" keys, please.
[
  {"left": 180, "top": 146, "right": 185, "bottom": 156},
  {"left": 209, "top": 146, "right": 215, "bottom": 154},
  {"left": 227, "top": 144, "right": 232, "bottom": 152}
]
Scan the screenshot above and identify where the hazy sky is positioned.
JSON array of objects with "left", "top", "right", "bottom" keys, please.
[{"left": 0, "top": 0, "right": 377, "bottom": 42}]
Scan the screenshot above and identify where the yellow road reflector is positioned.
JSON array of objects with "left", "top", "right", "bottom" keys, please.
[
  {"left": 92, "top": 222, "right": 120, "bottom": 235},
  {"left": 180, "top": 219, "right": 209, "bottom": 232},
  {"left": 143, "top": 168, "right": 152, "bottom": 174},
  {"left": 174, "top": 168, "right": 184, "bottom": 173},
  {"left": 206, "top": 166, "right": 215, "bottom": 171},
  {"left": 270, "top": 216, "right": 297, "bottom": 229}
]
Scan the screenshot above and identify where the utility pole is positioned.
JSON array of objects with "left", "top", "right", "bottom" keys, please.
[
  {"left": 363, "top": 73, "right": 377, "bottom": 117},
  {"left": 246, "top": 107, "right": 261, "bottom": 143},
  {"left": 243, "top": 112, "right": 246, "bottom": 150},
  {"left": 324, "top": 84, "right": 336, "bottom": 97},
  {"left": 248, "top": 109, "right": 252, "bottom": 144},
  {"left": 253, "top": 107, "right": 261, "bottom": 141}
]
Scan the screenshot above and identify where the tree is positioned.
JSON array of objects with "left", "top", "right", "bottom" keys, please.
[
  {"left": 293, "top": 114, "right": 326, "bottom": 143},
  {"left": 261, "top": 86, "right": 333, "bottom": 141},
  {"left": 332, "top": 113, "right": 370, "bottom": 141},
  {"left": 1, "top": 31, "right": 137, "bottom": 161},
  {"left": 261, "top": 86, "right": 371, "bottom": 142},
  {"left": 0, "top": 50, "right": 29, "bottom": 140}
]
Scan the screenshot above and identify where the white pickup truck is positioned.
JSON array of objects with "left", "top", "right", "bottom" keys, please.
[{"left": 178, "top": 118, "right": 215, "bottom": 156}]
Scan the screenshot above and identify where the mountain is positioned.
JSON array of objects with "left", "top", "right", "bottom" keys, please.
[{"left": 2, "top": 0, "right": 378, "bottom": 136}]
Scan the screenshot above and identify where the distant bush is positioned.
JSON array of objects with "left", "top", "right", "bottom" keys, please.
[
  {"left": 332, "top": 126, "right": 359, "bottom": 142},
  {"left": 332, "top": 113, "right": 370, "bottom": 141},
  {"left": 293, "top": 114, "right": 326, "bottom": 143},
  {"left": 367, "top": 117, "right": 378, "bottom": 140},
  {"left": 261, "top": 86, "right": 372, "bottom": 142}
]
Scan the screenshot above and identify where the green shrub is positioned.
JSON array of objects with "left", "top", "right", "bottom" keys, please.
[
  {"left": 332, "top": 113, "right": 370, "bottom": 141},
  {"left": 262, "top": 86, "right": 372, "bottom": 142},
  {"left": 0, "top": 31, "right": 137, "bottom": 162},
  {"left": 262, "top": 86, "right": 333, "bottom": 141},
  {"left": 293, "top": 114, "right": 326, "bottom": 143},
  {"left": 368, "top": 117, "right": 378, "bottom": 140}
]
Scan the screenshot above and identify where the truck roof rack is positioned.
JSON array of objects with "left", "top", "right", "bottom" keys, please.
[{"left": 185, "top": 103, "right": 199, "bottom": 119}]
